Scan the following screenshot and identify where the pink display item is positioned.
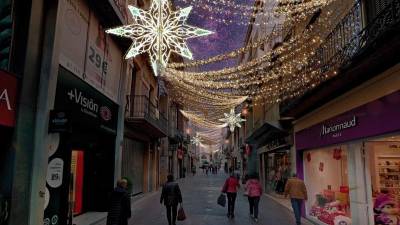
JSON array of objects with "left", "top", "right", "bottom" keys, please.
[{"left": 375, "top": 194, "right": 398, "bottom": 209}]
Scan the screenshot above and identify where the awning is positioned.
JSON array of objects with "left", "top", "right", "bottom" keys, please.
[{"left": 246, "top": 122, "right": 287, "bottom": 148}]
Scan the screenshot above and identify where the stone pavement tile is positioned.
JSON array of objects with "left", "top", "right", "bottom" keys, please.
[{"left": 128, "top": 173, "right": 313, "bottom": 225}]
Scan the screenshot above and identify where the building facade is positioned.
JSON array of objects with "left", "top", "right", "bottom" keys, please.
[
  {"left": 0, "top": 0, "right": 135, "bottom": 224},
  {"left": 280, "top": 0, "right": 400, "bottom": 224}
]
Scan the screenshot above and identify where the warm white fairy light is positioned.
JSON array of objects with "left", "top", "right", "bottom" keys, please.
[
  {"left": 106, "top": 0, "right": 213, "bottom": 75},
  {"left": 219, "top": 109, "right": 246, "bottom": 132},
  {"left": 180, "top": 110, "right": 226, "bottom": 129}
]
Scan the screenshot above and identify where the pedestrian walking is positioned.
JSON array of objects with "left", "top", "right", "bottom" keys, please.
[
  {"left": 284, "top": 173, "right": 308, "bottom": 225},
  {"left": 245, "top": 174, "right": 263, "bottom": 222},
  {"left": 106, "top": 179, "right": 131, "bottom": 225},
  {"left": 192, "top": 165, "right": 196, "bottom": 176},
  {"left": 160, "top": 174, "right": 183, "bottom": 225},
  {"left": 222, "top": 169, "right": 240, "bottom": 219}
]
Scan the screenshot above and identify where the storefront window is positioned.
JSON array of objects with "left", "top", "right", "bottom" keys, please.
[
  {"left": 304, "top": 146, "right": 352, "bottom": 225},
  {"left": 366, "top": 139, "right": 400, "bottom": 225},
  {"left": 266, "top": 151, "right": 291, "bottom": 195}
]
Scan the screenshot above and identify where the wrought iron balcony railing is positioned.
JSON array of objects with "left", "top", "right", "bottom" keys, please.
[
  {"left": 312, "top": 0, "right": 400, "bottom": 75},
  {"left": 125, "top": 95, "right": 168, "bottom": 135}
]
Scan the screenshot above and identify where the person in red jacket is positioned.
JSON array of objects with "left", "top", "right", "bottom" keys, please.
[
  {"left": 245, "top": 174, "right": 263, "bottom": 222},
  {"left": 222, "top": 169, "right": 240, "bottom": 219}
]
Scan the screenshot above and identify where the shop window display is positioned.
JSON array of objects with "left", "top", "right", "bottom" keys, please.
[
  {"left": 367, "top": 140, "right": 400, "bottom": 225},
  {"left": 266, "top": 152, "right": 291, "bottom": 194},
  {"left": 304, "top": 146, "right": 351, "bottom": 225}
]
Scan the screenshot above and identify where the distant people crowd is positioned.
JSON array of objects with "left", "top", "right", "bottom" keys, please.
[{"left": 201, "top": 164, "right": 219, "bottom": 175}]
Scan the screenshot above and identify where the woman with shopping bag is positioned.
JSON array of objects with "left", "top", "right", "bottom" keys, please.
[
  {"left": 160, "top": 174, "right": 183, "bottom": 225},
  {"left": 221, "top": 169, "right": 240, "bottom": 219}
]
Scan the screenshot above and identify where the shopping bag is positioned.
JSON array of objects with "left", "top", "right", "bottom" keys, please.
[
  {"left": 177, "top": 205, "right": 186, "bottom": 221},
  {"left": 217, "top": 194, "right": 226, "bottom": 207}
]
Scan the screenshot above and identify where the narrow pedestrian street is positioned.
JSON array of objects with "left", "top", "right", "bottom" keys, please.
[
  {"left": 2, "top": 0, "right": 400, "bottom": 224},
  {"left": 129, "top": 173, "right": 311, "bottom": 225}
]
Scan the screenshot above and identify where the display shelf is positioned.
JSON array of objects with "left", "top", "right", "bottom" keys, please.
[{"left": 376, "top": 156, "right": 400, "bottom": 195}]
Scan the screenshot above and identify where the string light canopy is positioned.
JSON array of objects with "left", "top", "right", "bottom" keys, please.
[
  {"left": 219, "top": 109, "right": 246, "bottom": 132},
  {"left": 158, "top": 0, "right": 351, "bottom": 136},
  {"left": 175, "top": 0, "right": 333, "bottom": 26},
  {"left": 162, "top": 0, "right": 351, "bottom": 107},
  {"left": 106, "top": 0, "right": 213, "bottom": 75}
]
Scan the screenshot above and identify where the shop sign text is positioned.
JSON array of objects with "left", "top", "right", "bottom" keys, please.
[
  {"left": 0, "top": 71, "right": 18, "bottom": 127},
  {"left": 320, "top": 116, "right": 357, "bottom": 138},
  {"left": 0, "top": 89, "right": 12, "bottom": 111},
  {"left": 67, "top": 88, "right": 99, "bottom": 118}
]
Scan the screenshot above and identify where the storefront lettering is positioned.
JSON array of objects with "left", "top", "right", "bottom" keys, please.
[
  {"left": 0, "top": 89, "right": 12, "bottom": 111},
  {"left": 67, "top": 88, "right": 98, "bottom": 117},
  {"left": 320, "top": 116, "right": 357, "bottom": 137}
]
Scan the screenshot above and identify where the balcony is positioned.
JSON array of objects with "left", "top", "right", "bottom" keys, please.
[
  {"left": 125, "top": 95, "right": 168, "bottom": 138},
  {"left": 281, "top": 0, "right": 400, "bottom": 117},
  {"left": 311, "top": 0, "right": 400, "bottom": 76}
]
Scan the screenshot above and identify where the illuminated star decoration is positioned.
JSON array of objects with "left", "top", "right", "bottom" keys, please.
[
  {"left": 105, "top": 0, "right": 214, "bottom": 75},
  {"left": 219, "top": 108, "right": 246, "bottom": 132},
  {"left": 191, "top": 133, "right": 202, "bottom": 146}
]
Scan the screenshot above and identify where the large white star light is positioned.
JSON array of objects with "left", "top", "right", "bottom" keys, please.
[
  {"left": 219, "top": 109, "right": 246, "bottom": 132},
  {"left": 191, "top": 133, "right": 202, "bottom": 146},
  {"left": 106, "top": 0, "right": 213, "bottom": 75}
]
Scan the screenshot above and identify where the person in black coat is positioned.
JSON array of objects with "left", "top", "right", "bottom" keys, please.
[
  {"left": 107, "top": 179, "right": 131, "bottom": 225},
  {"left": 160, "top": 174, "right": 183, "bottom": 225}
]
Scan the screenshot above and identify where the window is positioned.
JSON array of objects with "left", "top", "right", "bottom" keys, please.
[{"left": 304, "top": 146, "right": 351, "bottom": 224}]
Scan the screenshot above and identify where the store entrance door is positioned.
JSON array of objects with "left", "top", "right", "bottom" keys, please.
[{"left": 69, "top": 150, "right": 84, "bottom": 216}]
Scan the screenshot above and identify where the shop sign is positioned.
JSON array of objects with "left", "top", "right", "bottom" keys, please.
[
  {"left": 245, "top": 144, "right": 252, "bottom": 156},
  {"left": 320, "top": 116, "right": 357, "bottom": 137},
  {"left": 59, "top": 0, "right": 123, "bottom": 103},
  {"left": 177, "top": 149, "right": 183, "bottom": 159},
  {"left": 55, "top": 68, "right": 119, "bottom": 134},
  {"left": 296, "top": 91, "right": 400, "bottom": 150},
  {"left": 48, "top": 110, "right": 71, "bottom": 133},
  {"left": 265, "top": 137, "right": 288, "bottom": 150},
  {"left": 59, "top": 0, "right": 89, "bottom": 78},
  {"left": 0, "top": 70, "right": 18, "bottom": 127},
  {"left": 46, "top": 158, "right": 64, "bottom": 188},
  {"left": 84, "top": 13, "right": 122, "bottom": 103}
]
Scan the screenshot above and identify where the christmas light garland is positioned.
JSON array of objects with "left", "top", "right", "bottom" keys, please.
[{"left": 163, "top": 0, "right": 356, "bottom": 130}]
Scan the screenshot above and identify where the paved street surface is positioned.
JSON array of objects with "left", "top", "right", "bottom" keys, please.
[{"left": 129, "top": 172, "right": 312, "bottom": 225}]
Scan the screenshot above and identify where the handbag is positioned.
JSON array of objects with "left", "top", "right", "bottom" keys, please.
[
  {"left": 217, "top": 194, "right": 226, "bottom": 207},
  {"left": 177, "top": 204, "right": 186, "bottom": 221}
]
